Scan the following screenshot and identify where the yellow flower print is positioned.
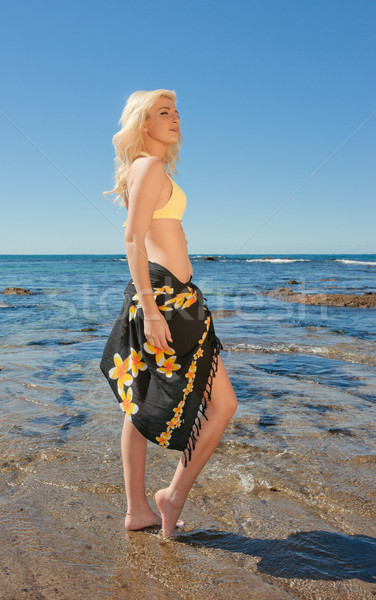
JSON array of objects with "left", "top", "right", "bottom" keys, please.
[
  {"left": 158, "top": 303, "right": 174, "bottom": 312},
  {"left": 172, "top": 291, "right": 198, "bottom": 310},
  {"left": 156, "top": 430, "right": 171, "bottom": 446},
  {"left": 132, "top": 285, "right": 174, "bottom": 305},
  {"left": 155, "top": 290, "right": 198, "bottom": 312},
  {"left": 199, "top": 330, "right": 208, "bottom": 345},
  {"left": 129, "top": 304, "right": 138, "bottom": 321},
  {"left": 129, "top": 348, "right": 147, "bottom": 377},
  {"left": 167, "top": 415, "right": 181, "bottom": 428},
  {"left": 184, "top": 380, "right": 194, "bottom": 394},
  {"left": 181, "top": 292, "right": 198, "bottom": 309},
  {"left": 155, "top": 295, "right": 177, "bottom": 312},
  {"left": 153, "top": 285, "right": 174, "bottom": 295},
  {"left": 119, "top": 386, "right": 139, "bottom": 417},
  {"left": 143, "top": 341, "right": 175, "bottom": 366},
  {"left": 185, "top": 362, "right": 197, "bottom": 381},
  {"left": 157, "top": 356, "right": 181, "bottom": 378},
  {"left": 156, "top": 310, "right": 212, "bottom": 445},
  {"left": 109, "top": 353, "right": 133, "bottom": 391}
]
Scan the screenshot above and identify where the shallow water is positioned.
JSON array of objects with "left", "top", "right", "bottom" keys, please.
[{"left": 1, "top": 254, "right": 375, "bottom": 598}]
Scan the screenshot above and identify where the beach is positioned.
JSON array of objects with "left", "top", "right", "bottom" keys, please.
[{"left": 1, "top": 254, "right": 375, "bottom": 599}]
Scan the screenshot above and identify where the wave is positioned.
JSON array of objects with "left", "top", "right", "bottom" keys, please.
[
  {"left": 226, "top": 341, "right": 376, "bottom": 366},
  {"left": 230, "top": 341, "right": 329, "bottom": 354},
  {"left": 336, "top": 259, "right": 376, "bottom": 266}
]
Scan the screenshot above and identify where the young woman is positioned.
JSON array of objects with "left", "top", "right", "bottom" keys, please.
[{"left": 100, "top": 89, "right": 238, "bottom": 538}]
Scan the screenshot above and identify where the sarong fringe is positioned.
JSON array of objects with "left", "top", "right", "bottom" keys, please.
[{"left": 183, "top": 337, "right": 224, "bottom": 467}]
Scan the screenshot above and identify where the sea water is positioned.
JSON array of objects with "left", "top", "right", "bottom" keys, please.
[{"left": 1, "top": 253, "right": 375, "bottom": 599}]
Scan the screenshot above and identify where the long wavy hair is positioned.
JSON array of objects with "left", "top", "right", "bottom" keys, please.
[{"left": 103, "top": 89, "right": 183, "bottom": 209}]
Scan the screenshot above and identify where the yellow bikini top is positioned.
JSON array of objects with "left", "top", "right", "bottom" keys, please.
[{"left": 122, "top": 151, "right": 187, "bottom": 228}]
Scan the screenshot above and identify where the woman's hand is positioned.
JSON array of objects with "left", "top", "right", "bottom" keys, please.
[{"left": 143, "top": 308, "right": 174, "bottom": 352}]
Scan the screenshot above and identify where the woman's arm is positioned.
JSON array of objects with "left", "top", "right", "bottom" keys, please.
[
  {"left": 125, "top": 157, "right": 163, "bottom": 315},
  {"left": 124, "top": 157, "right": 173, "bottom": 350}
]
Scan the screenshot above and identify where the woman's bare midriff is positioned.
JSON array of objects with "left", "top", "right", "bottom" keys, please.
[{"left": 145, "top": 219, "right": 193, "bottom": 284}]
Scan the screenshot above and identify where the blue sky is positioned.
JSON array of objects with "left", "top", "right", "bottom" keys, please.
[{"left": 0, "top": 0, "right": 375, "bottom": 255}]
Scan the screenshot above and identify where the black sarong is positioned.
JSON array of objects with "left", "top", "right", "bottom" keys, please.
[{"left": 99, "top": 260, "right": 223, "bottom": 467}]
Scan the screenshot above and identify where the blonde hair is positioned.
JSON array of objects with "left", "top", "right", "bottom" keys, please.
[{"left": 103, "top": 89, "right": 183, "bottom": 209}]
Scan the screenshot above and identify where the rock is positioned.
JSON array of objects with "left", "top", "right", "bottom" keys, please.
[
  {"left": 285, "top": 280, "right": 300, "bottom": 285},
  {"left": 1, "top": 287, "right": 34, "bottom": 295},
  {"left": 328, "top": 427, "right": 353, "bottom": 436},
  {"left": 261, "top": 288, "right": 376, "bottom": 308},
  {"left": 211, "top": 310, "right": 234, "bottom": 318},
  {"left": 203, "top": 256, "right": 217, "bottom": 261}
]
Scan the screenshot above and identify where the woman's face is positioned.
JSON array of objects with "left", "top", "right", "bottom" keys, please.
[{"left": 143, "top": 97, "right": 180, "bottom": 146}]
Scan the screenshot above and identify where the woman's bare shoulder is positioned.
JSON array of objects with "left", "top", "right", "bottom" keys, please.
[{"left": 128, "top": 155, "right": 165, "bottom": 188}]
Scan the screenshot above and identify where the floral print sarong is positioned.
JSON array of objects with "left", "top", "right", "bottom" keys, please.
[{"left": 99, "top": 260, "right": 223, "bottom": 467}]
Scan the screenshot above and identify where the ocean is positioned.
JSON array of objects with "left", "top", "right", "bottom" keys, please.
[{"left": 1, "top": 253, "right": 375, "bottom": 599}]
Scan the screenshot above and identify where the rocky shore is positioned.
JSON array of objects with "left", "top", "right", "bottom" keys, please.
[
  {"left": 1, "top": 287, "right": 34, "bottom": 295},
  {"left": 262, "top": 287, "right": 376, "bottom": 308}
]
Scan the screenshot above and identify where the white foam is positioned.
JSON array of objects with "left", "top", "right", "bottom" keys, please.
[
  {"left": 237, "top": 471, "right": 255, "bottom": 492},
  {"left": 336, "top": 259, "right": 376, "bottom": 266},
  {"left": 230, "top": 342, "right": 330, "bottom": 355}
]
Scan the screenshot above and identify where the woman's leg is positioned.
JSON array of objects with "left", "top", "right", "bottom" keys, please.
[
  {"left": 155, "top": 355, "right": 238, "bottom": 537},
  {"left": 121, "top": 416, "right": 162, "bottom": 529}
]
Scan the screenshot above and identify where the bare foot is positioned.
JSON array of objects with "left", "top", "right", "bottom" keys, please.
[
  {"left": 125, "top": 508, "right": 162, "bottom": 531},
  {"left": 155, "top": 488, "right": 185, "bottom": 538},
  {"left": 125, "top": 507, "right": 185, "bottom": 532}
]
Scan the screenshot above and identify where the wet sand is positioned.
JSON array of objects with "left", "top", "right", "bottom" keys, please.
[
  {"left": 2, "top": 447, "right": 375, "bottom": 599},
  {"left": 1, "top": 361, "right": 375, "bottom": 600}
]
